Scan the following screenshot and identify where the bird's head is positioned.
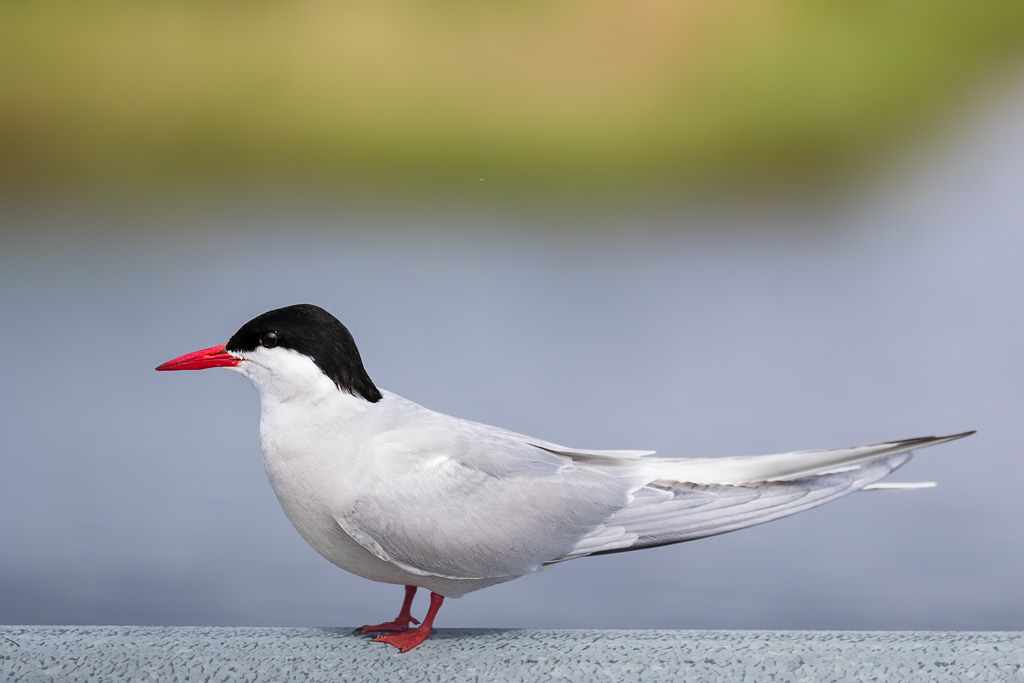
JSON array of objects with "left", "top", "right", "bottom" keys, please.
[{"left": 156, "top": 304, "right": 382, "bottom": 403}]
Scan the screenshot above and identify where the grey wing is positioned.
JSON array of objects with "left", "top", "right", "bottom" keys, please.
[
  {"left": 551, "top": 452, "right": 912, "bottom": 562},
  {"left": 334, "top": 423, "right": 643, "bottom": 581},
  {"left": 464, "top": 419, "right": 657, "bottom": 460}
]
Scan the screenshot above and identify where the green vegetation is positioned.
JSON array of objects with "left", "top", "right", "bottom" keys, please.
[{"left": 2, "top": 0, "right": 1023, "bottom": 195}]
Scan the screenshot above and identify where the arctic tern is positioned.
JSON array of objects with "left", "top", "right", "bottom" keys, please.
[{"left": 156, "top": 304, "right": 972, "bottom": 652}]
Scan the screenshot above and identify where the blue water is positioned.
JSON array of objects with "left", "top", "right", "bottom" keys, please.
[{"left": 1, "top": 88, "right": 1022, "bottom": 631}]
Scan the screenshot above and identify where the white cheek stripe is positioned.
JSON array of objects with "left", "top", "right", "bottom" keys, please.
[{"left": 231, "top": 346, "right": 349, "bottom": 405}]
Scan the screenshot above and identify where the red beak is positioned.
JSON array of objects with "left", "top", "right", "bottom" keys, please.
[{"left": 156, "top": 344, "right": 240, "bottom": 371}]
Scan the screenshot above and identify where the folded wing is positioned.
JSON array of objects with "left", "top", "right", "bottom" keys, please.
[{"left": 334, "top": 404, "right": 971, "bottom": 582}]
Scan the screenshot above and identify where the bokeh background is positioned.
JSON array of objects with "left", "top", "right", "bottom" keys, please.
[{"left": 2, "top": 1, "right": 1022, "bottom": 630}]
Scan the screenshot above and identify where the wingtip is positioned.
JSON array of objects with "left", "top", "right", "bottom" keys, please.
[
  {"left": 887, "top": 430, "right": 976, "bottom": 449},
  {"left": 929, "top": 430, "right": 976, "bottom": 444}
]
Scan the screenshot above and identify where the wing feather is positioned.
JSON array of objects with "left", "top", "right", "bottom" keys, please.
[
  {"left": 658, "top": 432, "right": 973, "bottom": 484},
  {"left": 333, "top": 412, "right": 642, "bottom": 581},
  {"left": 552, "top": 452, "right": 909, "bottom": 562}
]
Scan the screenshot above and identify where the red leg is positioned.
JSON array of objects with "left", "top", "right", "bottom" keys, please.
[
  {"left": 372, "top": 591, "right": 444, "bottom": 653},
  {"left": 359, "top": 585, "right": 421, "bottom": 634}
]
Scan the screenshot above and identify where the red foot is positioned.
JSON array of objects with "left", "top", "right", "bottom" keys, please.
[
  {"left": 359, "top": 585, "right": 421, "bottom": 635},
  {"left": 359, "top": 615, "right": 420, "bottom": 634},
  {"left": 372, "top": 625, "right": 433, "bottom": 653},
  {"left": 370, "top": 590, "right": 445, "bottom": 653}
]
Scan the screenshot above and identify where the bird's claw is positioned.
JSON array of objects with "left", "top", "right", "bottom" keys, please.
[
  {"left": 372, "top": 626, "right": 431, "bottom": 653},
  {"left": 358, "top": 616, "right": 420, "bottom": 635}
]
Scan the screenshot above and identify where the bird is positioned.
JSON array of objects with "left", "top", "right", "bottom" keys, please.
[{"left": 156, "top": 303, "right": 972, "bottom": 652}]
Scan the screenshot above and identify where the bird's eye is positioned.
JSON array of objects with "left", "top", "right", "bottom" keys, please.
[{"left": 260, "top": 331, "right": 278, "bottom": 348}]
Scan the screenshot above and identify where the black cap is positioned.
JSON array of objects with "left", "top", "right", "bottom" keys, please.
[{"left": 226, "top": 304, "right": 382, "bottom": 403}]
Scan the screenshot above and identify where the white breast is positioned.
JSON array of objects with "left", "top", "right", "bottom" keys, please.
[{"left": 254, "top": 381, "right": 409, "bottom": 587}]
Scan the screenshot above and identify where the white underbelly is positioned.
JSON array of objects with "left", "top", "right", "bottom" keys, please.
[
  {"left": 265, "top": 465, "right": 518, "bottom": 597},
  {"left": 263, "top": 466, "right": 414, "bottom": 586}
]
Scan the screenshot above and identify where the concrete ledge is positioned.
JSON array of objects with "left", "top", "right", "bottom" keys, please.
[{"left": 2, "top": 626, "right": 1022, "bottom": 682}]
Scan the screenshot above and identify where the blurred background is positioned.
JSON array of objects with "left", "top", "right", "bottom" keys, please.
[{"left": 1, "top": 1, "right": 1022, "bottom": 630}]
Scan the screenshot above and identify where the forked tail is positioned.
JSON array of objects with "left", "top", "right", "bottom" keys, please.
[{"left": 553, "top": 432, "right": 973, "bottom": 562}]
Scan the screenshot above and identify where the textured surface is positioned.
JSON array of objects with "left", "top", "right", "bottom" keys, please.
[{"left": 2, "top": 627, "right": 1022, "bottom": 682}]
